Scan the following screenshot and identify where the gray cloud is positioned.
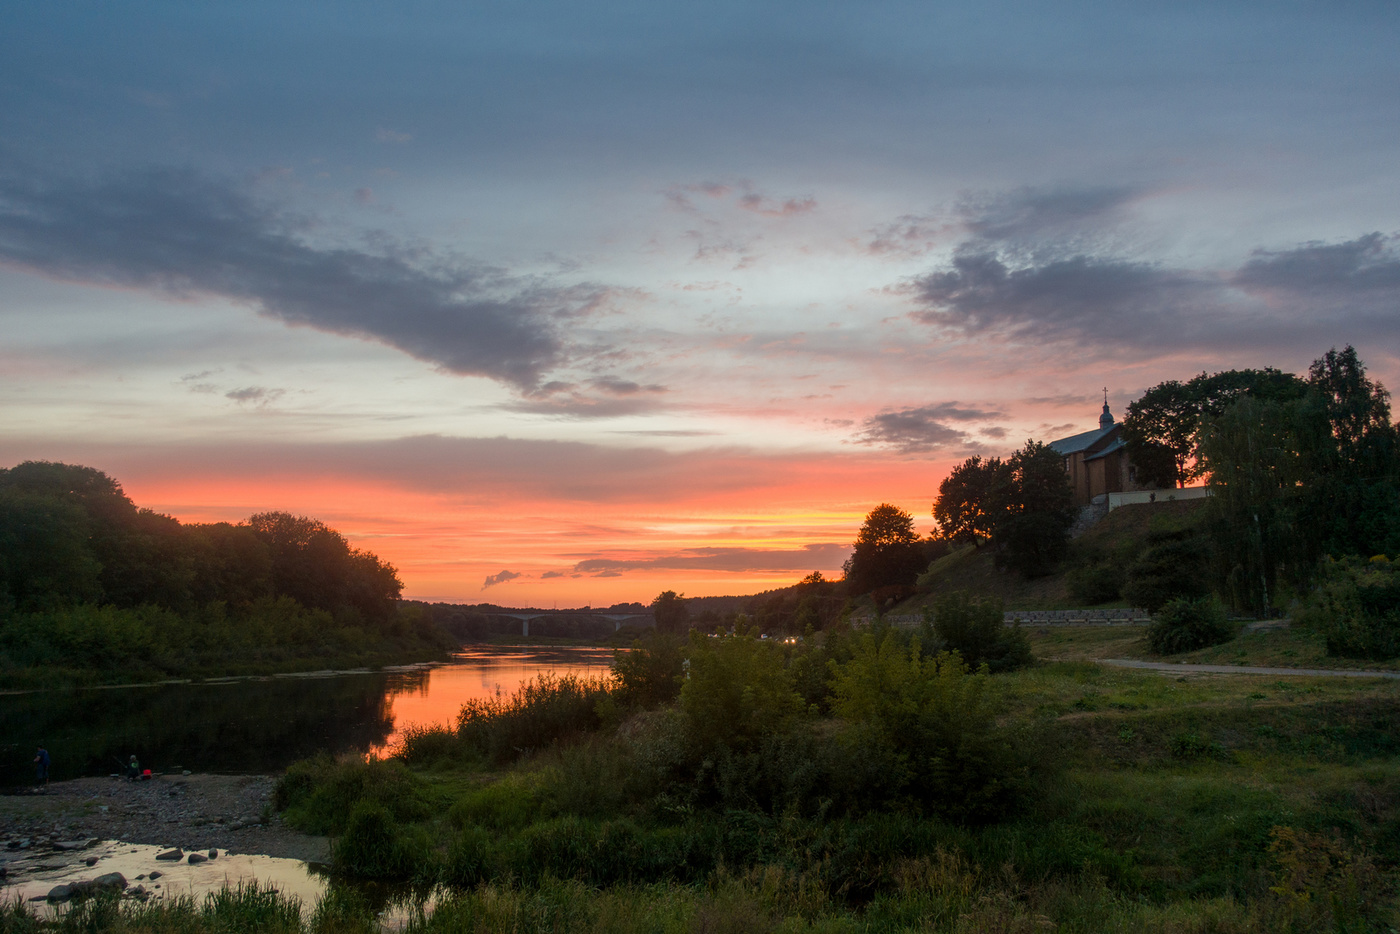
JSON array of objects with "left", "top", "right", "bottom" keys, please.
[
  {"left": 482, "top": 569, "right": 521, "bottom": 589},
  {"left": 906, "top": 184, "right": 1400, "bottom": 356},
  {"left": 853, "top": 401, "right": 1003, "bottom": 454},
  {"left": 0, "top": 167, "right": 608, "bottom": 389},
  {"left": 1233, "top": 233, "right": 1400, "bottom": 301},
  {"left": 503, "top": 378, "right": 670, "bottom": 418},
  {"left": 958, "top": 185, "right": 1140, "bottom": 247},
  {"left": 573, "top": 543, "right": 850, "bottom": 575},
  {"left": 911, "top": 250, "right": 1218, "bottom": 346},
  {"left": 539, "top": 570, "right": 566, "bottom": 579},
  {"left": 224, "top": 386, "right": 283, "bottom": 404}
]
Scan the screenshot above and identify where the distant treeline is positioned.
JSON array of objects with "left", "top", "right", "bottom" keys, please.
[
  {"left": 417, "top": 602, "right": 648, "bottom": 641},
  {"left": 0, "top": 461, "right": 450, "bottom": 684}
]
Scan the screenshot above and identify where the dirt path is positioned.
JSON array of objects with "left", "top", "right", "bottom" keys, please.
[
  {"left": 1101, "top": 658, "right": 1400, "bottom": 679},
  {"left": 0, "top": 774, "right": 328, "bottom": 863}
]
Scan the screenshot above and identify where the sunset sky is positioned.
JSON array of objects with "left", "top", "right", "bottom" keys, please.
[{"left": 3, "top": 2, "right": 1399, "bottom": 605}]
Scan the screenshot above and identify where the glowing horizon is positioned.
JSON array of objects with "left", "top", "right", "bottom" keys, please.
[{"left": 3, "top": 3, "right": 1398, "bottom": 606}]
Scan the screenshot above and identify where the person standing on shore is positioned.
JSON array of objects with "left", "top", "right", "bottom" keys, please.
[{"left": 33, "top": 746, "right": 49, "bottom": 786}]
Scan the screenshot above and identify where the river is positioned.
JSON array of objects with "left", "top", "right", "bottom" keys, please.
[{"left": 0, "top": 646, "right": 616, "bottom": 786}]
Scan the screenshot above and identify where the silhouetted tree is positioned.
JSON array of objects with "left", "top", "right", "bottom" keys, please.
[
  {"left": 992, "top": 441, "right": 1077, "bottom": 578},
  {"left": 844, "top": 504, "right": 926, "bottom": 595},
  {"left": 650, "top": 590, "right": 690, "bottom": 633},
  {"left": 933, "top": 456, "right": 1008, "bottom": 544}
]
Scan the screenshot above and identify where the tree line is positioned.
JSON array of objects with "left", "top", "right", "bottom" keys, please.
[{"left": 0, "top": 461, "right": 448, "bottom": 684}]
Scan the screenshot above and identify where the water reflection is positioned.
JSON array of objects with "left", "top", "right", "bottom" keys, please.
[
  {"left": 374, "top": 647, "right": 614, "bottom": 754},
  {"left": 0, "top": 647, "right": 616, "bottom": 785}
]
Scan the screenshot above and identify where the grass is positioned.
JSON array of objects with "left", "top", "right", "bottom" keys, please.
[
  {"left": 1172, "top": 626, "right": 1400, "bottom": 671},
  {"left": 1027, "top": 623, "right": 1400, "bottom": 671}
]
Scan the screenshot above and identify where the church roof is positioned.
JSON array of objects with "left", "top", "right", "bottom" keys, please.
[
  {"left": 1047, "top": 425, "right": 1115, "bottom": 456},
  {"left": 1083, "top": 436, "right": 1127, "bottom": 462}
]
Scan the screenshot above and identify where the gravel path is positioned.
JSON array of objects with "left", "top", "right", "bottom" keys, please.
[
  {"left": 1101, "top": 658, "right": 1400, "bottom": 679},
  {"left": 0, "top": 774, "right": 328, "bottom": 863}
]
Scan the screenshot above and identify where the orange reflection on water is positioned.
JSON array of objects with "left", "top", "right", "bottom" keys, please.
[{"left": 372, "top": 647, "right": 618, "bottom": 756}]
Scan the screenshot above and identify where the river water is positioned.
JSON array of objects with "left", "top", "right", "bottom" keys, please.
[{"left": 0, "top": 646, "right": 616, "bottom": 785}]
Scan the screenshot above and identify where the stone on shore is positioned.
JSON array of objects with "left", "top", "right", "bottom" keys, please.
[
  {"left": 45, "top": 884, "right": 73, "bottom": 902},
  {"left": 92, "top": 872, "right": 127, "bottom": 890},
  {"left": 187, "top": 852, "right": 207, "bottom": 864},
  {"left": 155, "top": 848, "right": 183, "bottom": 861}
]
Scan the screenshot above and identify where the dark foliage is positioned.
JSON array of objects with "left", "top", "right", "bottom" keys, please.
[
  {"left": 843, "top": 504, "right": 927, "bottom": 596},
  {"left": 923, "top": 592, "right": 1032, "bottom": 673},
  {"left": 1298, "top": 556, "right": 1400, "bottom": 660},
  {"left": 933, "top": 441, "right": 1075, "bottom": 581},
  {"left": 610, "top": 630, "right": 686, "bottom": 708},
  {"left": 649, "top": 590, "right": 690, "bottom": 634},
  {"left": 1122, "top": 527, "right": 1212, "bottom": 611},
  {"left": 1065, "top": 563, "right": 1125, "bottom": 604},
  {"left": 1146, "top": 596, "right": 1234, "bottom": 655}
]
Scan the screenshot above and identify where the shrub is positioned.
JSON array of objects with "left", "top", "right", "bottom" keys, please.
[
  {"left": 1065, "top": 563, "right": 1124, "bottom": 604},
  {"left": 828, "top": 631, "right": 1032, "bottom": 822},
  {"left": 332, "top": 801, "right": 415, "bottom": 878},
  {"left": 678, "top": 632, "right": 804, "bottom": 755},
  {"left": 456, "top": 672, "right": 613, "bottom": 764},
  {"left": 610, "top": 631, "right": 685, "bottom": 708},
  {"left": 274, "top": 755, "right": 432, "bottom": 835},
  {"left": 925, "top": 592, "right": 1032, "bottom": 673},
  {"left": 1297, "top": 555, "right": 1400, "bottom": 660},
  {"left": 1122, "top": 532, "right": 1212, "bottom": 611},
  {"left": 1147, "top": 596, "right": 1233, "bottom": 655}
]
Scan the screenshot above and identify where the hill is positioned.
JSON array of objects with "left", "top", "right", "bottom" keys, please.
[{"left": 889, "top": 499, "right": 1208, "bottom": 614}]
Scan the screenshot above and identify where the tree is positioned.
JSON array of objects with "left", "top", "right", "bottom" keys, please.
[
  {"left": 844, "top": 504, "right": 927, "bottom": 596},
  {"left": 1198, "top": 396, "right": 1305, "bottom": 615},
  {"left": 248, "top": 512, "right": 403, "bottom": 623},
  {"left": 932, "top": 442, "right": 1075, "bottom": 579},
  {"left": 933, "top": 456, "right": 1008, "bottom": 544},
  {"left": 1122, "top": 369, "right": 1308, "bottom": 487},
  {"left": 992, "top": 441, "right": 1076, "bottom": 578},
  {"left": 1297, "top": 347, "right": 1400, "bottom": 558},
  {"left": 0, "top": 490, "right": 103, "bottom": 612},
  {"left": 1121, "top": 380, "right": 1197, "bottom": 488},
  {"left": 650, "top": 590, "right": 690, "bottom": 633}
]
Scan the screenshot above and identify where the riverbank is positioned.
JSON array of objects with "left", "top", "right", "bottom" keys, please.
[{"left": 0, "top": 774, "right": 328, "bottom": 863}]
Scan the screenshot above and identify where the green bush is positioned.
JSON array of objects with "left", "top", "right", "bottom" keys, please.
[
  {"left": 678, "top": 631, "right": 804, "bottom": 754},
  {"left": 1066, "top": 563, "right": 1124, "bottom": 604},
  {"left": 1147, "top": 596, "right": 1234, "bottom": 655},
  {"left": 332, "top": 801, "right": 416, "bottom": 878},
  {"left": 1297, "top": 555, "right": 1400, "bottom": 660},
  {"left": 924, "top": 592, "right": 1032, "bottom": 673},
  {"left": 456, "top": 672, "right": 613, "bottom": 764},
  {"left": 828, "top": 631, "right": 1032, "bottom": 822},
  {"left": 1122, "top": 532, "right": 1212, "bottom": 611},
  {"left": 275, "top": 755, "right": 432, "bottom": 835},
  {"left": 610, "top": 631, "right": 685, "bottom": 708}
]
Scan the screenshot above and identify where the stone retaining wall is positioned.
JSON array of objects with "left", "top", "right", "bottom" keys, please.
[
  {"left": 1003, "top": 608, "right": 1151, "bottom": 625},
  {"left": 850, "top": 608, "right": 1152, "bottom": 627}
]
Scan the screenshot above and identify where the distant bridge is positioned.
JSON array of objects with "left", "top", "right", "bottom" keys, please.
[{"left": 488, "top": 610, "right": 655, "bottom": 637}]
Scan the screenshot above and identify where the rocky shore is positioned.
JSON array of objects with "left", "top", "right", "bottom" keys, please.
[{"left": 0, "top": 774, "right": 328, "bottom": 864}]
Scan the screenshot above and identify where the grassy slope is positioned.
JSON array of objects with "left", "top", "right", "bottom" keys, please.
[{"left": 891, "top": 500, "right": 1209, "bottom": 614}]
